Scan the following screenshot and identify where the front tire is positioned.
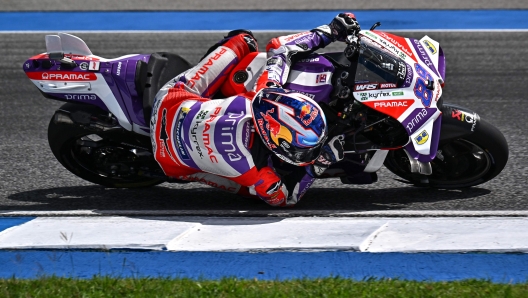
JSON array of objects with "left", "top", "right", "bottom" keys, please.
[
  {"left": 48, "top": 103, "right": 165, "bottom": 188},
  {"left": 384, "top": 119, "right": 508, "bottom": 188}
]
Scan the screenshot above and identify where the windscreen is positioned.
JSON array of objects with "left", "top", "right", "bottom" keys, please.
[{"left": 354, "top": 38, "right": 407, "bottom": 87}]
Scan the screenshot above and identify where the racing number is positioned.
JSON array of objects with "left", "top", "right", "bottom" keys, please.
[{"left": 413, "top": 63, "right": 433, "bottom": 107}]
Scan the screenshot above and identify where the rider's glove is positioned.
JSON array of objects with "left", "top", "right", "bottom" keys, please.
[
  {"left": 329, "top": 13, "right": 361, "bottom": 42},
  {"left": 265, "top": 80, "right": 283, "bottom": 89},
  {"left": 250, "top": 166, "right": 289, "bottom": 206},
  {"left": 307, "top": 135, "right": 345, "bottom": 177}
]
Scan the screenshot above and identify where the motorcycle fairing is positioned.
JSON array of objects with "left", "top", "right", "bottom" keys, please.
[
  {"left": 23, "top": 33, "right": 150, "bottom": 135},
  {"left": 353, "top": 31, "right": 444, "bottom": 160}
]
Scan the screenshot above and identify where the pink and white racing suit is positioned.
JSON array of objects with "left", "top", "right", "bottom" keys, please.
[{"left": 150, "top": 28, "right": 337, "bottom": 207}]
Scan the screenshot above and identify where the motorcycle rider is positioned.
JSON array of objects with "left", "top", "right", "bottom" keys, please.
[{"left": 150, "top": 13, "right": 361, "bottom": 206}]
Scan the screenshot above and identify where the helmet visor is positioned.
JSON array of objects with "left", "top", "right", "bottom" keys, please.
[{"left": 275, "top": 135, "right": 327, "bottom": 165}]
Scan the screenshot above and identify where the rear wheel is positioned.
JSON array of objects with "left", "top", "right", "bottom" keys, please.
[
  {"left": 48, "top": 103, "right": 165, "bottom": 188},
  {"left": 384, "top": 119, "right": 508, "bottom": 188}
]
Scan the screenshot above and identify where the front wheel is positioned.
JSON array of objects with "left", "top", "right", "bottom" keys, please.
[
  {"left": 48, "top": 103, "right": 165, "bottom": 188},
  {"left": 384, "top": 119, "right": 508, "bottom": 188}
]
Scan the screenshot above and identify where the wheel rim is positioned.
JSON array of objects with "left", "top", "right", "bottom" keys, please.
[
  {"left": 430, "top": 139, "right": 491, "bottom": 185},
  {"left": 389, "top": 139, "right": 492, "bottom": 186},
  {"left": 67, "top": 134, "right": 156, "bottom": 182}
]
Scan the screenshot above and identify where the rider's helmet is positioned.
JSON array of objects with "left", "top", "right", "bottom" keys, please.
[{"left": 251, "top": 88, "right": 328, "bottom": 166}]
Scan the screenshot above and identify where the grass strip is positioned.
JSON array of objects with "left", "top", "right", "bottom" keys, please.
[{"left": 1, "top": 277, "right": 528, "bottom": 297}]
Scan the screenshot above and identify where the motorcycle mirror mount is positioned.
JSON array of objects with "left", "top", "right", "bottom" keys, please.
[
  {"left": 370, "top": 22, "right": 381, "bottom": 31},
  {"left": 426, "top": 80, "right": 435, "bottom": 90}
]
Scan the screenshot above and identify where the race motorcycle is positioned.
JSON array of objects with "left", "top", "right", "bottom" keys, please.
[{"left": 22, "top": 24, "right": 509, "bottom": 192}]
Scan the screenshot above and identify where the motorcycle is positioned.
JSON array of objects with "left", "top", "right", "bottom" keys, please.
[{"left": 22, "top": 24, "right": 509, "bottom": 191}]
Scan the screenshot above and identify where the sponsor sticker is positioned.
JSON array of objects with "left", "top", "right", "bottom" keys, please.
[
  {"left": 299, "top": 57, "right": 320, "bottom": 63},
  {"left": 88, "top": 61, "right": 100, "bottom": 71},
  {"left": 362, "top": 99, "right": 414, "bottom": 119},
  {"left": 366, "top": 91, "right": 391, "bottom": 99},
  {"left": 414, "top": 130, "right": 429, "bottom": 145},
  {"left": 359, "top": 92, "right": 368, "bottom": 101},
  {"left": 403, "top": 108, "right": 434, "bottom": 134},
  {"left": 423, "top": 40, "right": 437, "bottom": 55},
  {"left": 379, "top": 83, "right": 397, "bottom": 89},
  {"left": 354, "top": 83, "right": 378, "bottom": 91},
  {"left": 451, "top": 109, "right": 478, "bottom": 131},
  {"left": 27, "top": 71, "right": 97, "bottom": 81},
  {"left": 64, "top": 94, "right": 97, "bottom": 101}
]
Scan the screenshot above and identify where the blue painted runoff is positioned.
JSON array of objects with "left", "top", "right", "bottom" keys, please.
[
  {"left": 0, "top": 217, "right": 34, "bottom": 233},
  {"left": 1, "top": 10, "right": 528, "bottom": 31},
  {"left": 1, "top": 250, "right": 527, "bottom": 282}
]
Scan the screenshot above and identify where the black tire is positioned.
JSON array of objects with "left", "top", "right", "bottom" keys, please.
[
  {"left": 384, "top": 119, "right": 509, "bottom": 188},
  {"left": 48, "top": 103, "right": 165, "bottom": 188}
]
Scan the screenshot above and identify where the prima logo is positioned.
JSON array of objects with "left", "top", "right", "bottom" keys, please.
[
  {"left": 413, "top": 39, "right": 433, "bottom": 67},
  {"left": 405, "top": 63, "right": 413, "bottom": 86},
  {"left": 64, "top": 94, "right": 97, "bottom": 101},
  {"left": 220, "top": 111, "right": 245, "bottom": 162},
  {"left": 405, "top": 108, "right": 428, "bottom": 133},
  {"left": 116, "top": 62, "right": 122, "bottom": 76},
  {"left": 299, "top": 57, "right": 320, "bottom": 63}
]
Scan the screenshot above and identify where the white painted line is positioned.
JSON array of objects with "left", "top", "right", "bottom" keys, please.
[
  {"left": 0, "top": 217, "right": 197, "bottom": 250},
  {"left": 359, "top": 222, "right": 389, "bottom": 252},
  {"left": 2, "top": 210, "right": 528, "bottom": 217},
  {"left": 365, "top": 218, "right": 528, "bottom": 253},
  {"left": 1, "top": 216, "right": 528, "bottom": 253},
  {"left": 166, "top": 217, "right": 383, "bottom": 252}
]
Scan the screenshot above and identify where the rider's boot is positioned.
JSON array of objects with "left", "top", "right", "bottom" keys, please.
[{"left": 200, "top": 29, "right": 258, "bottom": 61}]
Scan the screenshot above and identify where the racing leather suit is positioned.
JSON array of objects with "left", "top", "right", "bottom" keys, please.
[
  {"left": 264, "top": 25, "right": 334, "bottom": 88},
  {"left": 150, "top": 27, "right": 339, "bottom": 207}
]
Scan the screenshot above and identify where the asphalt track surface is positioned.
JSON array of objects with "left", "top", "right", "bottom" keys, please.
[
  {"left": 0, "top": 30, "right": 526, "bottom": 215},
  {"left": 4, "top": 0, "right": 528, "bottom": 11}
]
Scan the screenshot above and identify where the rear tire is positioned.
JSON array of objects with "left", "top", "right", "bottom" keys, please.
[
  {"left": 48, "top": 103, "right": 165, "bottom": 188},
  {"left": 384, "top": 119, "right": 508, "bottom": 188}
]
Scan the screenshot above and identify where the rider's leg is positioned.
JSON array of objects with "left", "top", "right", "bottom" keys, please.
[
  {"left": 176, "top": 31, "right": 258, "bottom": 98},
  {"left": 151, "top": 87, "right": 206, "bottom": 178}
]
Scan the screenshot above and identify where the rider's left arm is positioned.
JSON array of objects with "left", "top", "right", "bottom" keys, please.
[
  {"left": 263, "top": 28, "right": 334, "bottom": 88},
  {"left": 263, "top": 12, "right": 360, "bottom": 89}
]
